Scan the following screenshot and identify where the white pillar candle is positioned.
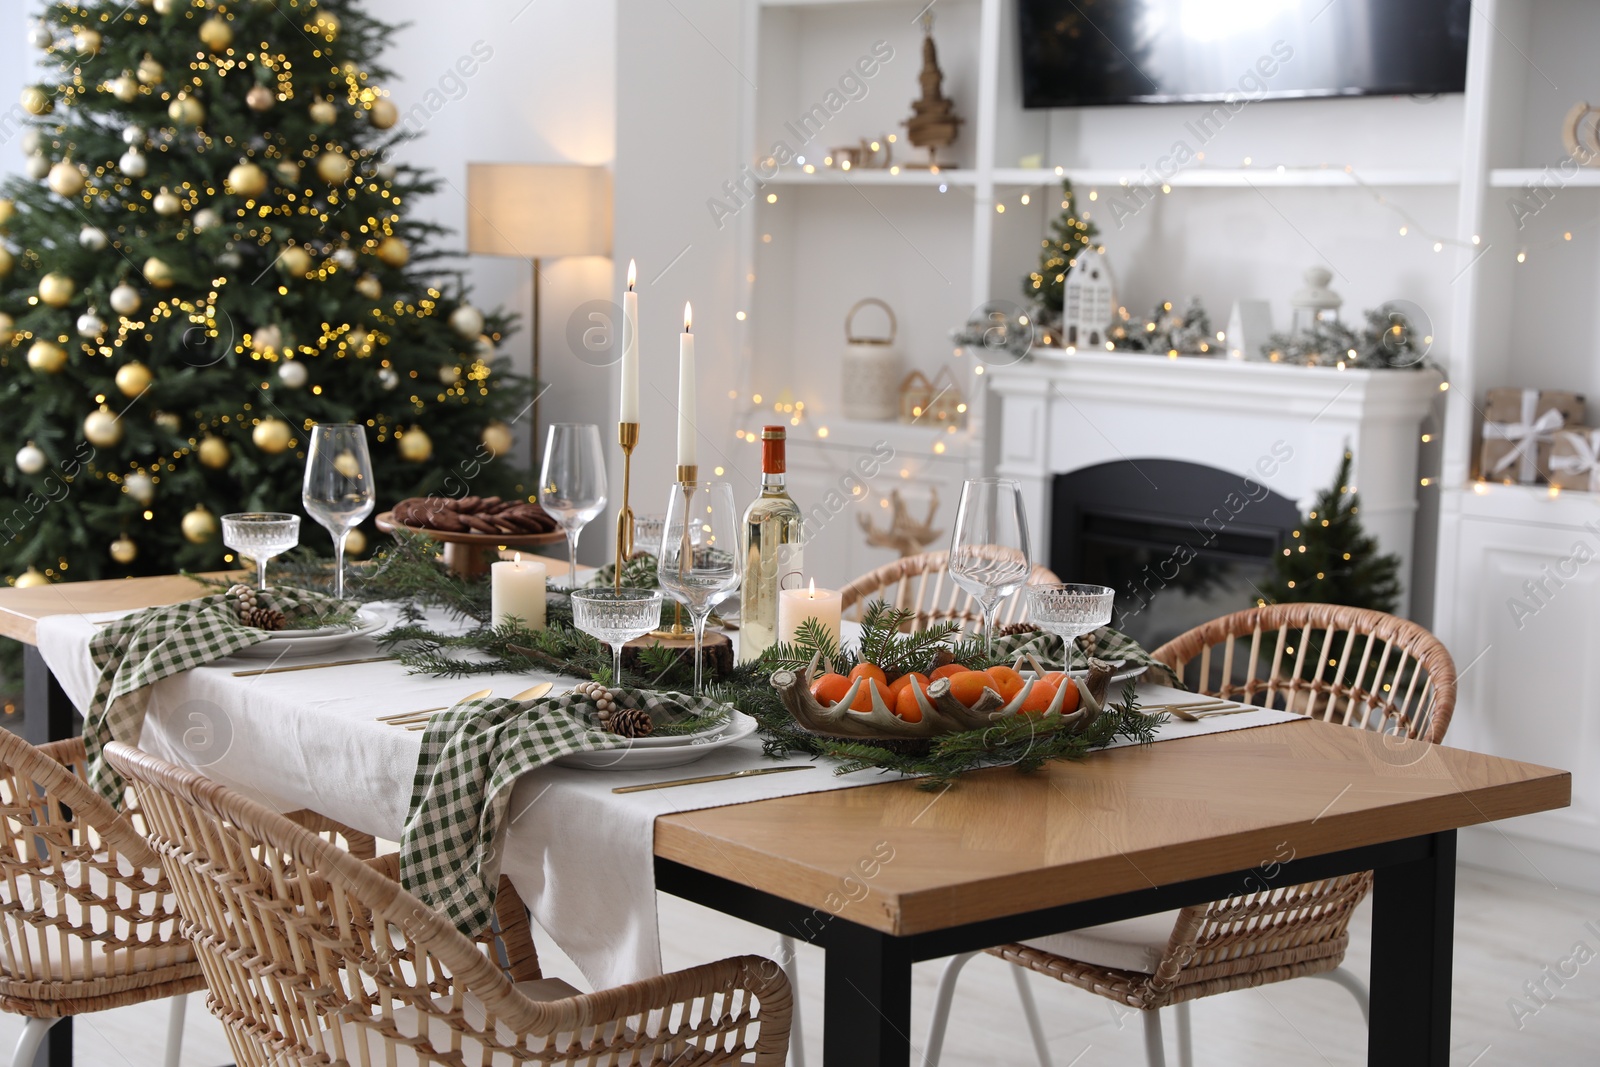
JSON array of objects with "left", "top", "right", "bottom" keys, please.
[
  {"left": 491, "top": 554, "right": 547, "bottom": 630},
  {"left": 620, "top": 259, "right": 639, "bottom": 424},
  {"left": 677, "top": 301, "right": 697, "bottom": 468},
  {"left": 777, "top": 579, "right": 841, "bottom": 650}
]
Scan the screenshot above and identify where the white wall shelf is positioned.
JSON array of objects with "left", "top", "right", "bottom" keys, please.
[
  {"left": 1488, "top": 167, "right": 1600, "bottom": 187},
  {"left": 764, "top": 169, "right": 978, "bottom": 187},
  {"left": 993, "top": 167, "right": 1460, "bottom": 189}
]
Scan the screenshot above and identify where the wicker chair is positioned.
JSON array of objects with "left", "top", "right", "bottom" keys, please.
[
  {"left": 104, "top": 741, "right": 793, "bottom": 1066},
  {"left": 924, "top": 603, "right": 1457, "bottom": 1067},
  {"left": 0, "top": 731, "right": 205, "bottom": 1067},
  {"left": 838, "top": 550, "right": 1061, "bottom": 630}
]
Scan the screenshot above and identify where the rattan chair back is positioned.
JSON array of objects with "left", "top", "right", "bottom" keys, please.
[
  {"left": 839, "top": 550, "right": 1061, "bottom": 630},
  {"left": 104, "top": 741, "right": 790, "bottom": 1066}
]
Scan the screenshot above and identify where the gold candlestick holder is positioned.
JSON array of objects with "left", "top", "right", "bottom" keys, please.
[
  {"left": 669, "top": 464, "right": 699, "bottom": 635},
  {"left": 613, "top": 421, "right": 638, "bottom": 593}
]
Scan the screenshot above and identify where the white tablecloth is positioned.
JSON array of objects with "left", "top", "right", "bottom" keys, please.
[{"left": 36, "top": 607, "right": 1300, "bottom": 990}]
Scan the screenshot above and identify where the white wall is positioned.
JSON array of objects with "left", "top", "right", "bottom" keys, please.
[{"left": 2, "top": 0, "right": 619, "bottom": 556}]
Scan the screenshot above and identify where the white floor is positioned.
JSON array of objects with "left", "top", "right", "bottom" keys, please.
[{"left": 4, "top": 865, "right": 1595, "bottom": 1066}]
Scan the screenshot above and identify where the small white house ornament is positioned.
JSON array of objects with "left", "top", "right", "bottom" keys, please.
[{"left": 1062, "top": 248, "right": 1115, "bottom": 347}]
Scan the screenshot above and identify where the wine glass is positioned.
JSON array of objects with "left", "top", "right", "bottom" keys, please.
[
  {"left": 539, "top": 423, "right": 608, "bottom": 588},
  {"left": 657, "top": 482, "right": 741, "bottom": 696},
  {"left": 948, "top": 477, "right": 1032, "bottom": 657},
  {"left": 302, "top": 423, "right": 375, "bottom": 600},
  {"left": 1026, "top": 584, "right": 1115, "bottom": 670},
  {"left": 632, "top": 514, "right": 666, "bottom": 559},
  {"left": 221, "top": 513, "right": 300, "bottom": 591},
  {"left": 571, "top": 588, "right": 664, "bottom": 687}
]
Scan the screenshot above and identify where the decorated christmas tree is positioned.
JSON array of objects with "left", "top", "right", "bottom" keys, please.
[
  {"left": 0, "top": 0, "right": 525, "bottom": 588},
  {"left": 1022, "top": 179, "right": 1100, "bottom": 335},
  {"left": 1262, "top": 451, "right": 1401, "bottom": 612}
]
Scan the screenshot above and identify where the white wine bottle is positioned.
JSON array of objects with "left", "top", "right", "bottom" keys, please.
[{"left": 739, "top": 426, "right": 803, "bottom": 663}]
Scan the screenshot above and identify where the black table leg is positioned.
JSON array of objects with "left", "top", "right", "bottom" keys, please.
[
  {"left": 21, "top": 645, "right": 75, "bottom": 1067},
  {"left": 824, "top": 923, "right": 914, "bottom": 1067},
  {"left": 1368, "top": 829, "right": 1455, "bottom": 1067}
]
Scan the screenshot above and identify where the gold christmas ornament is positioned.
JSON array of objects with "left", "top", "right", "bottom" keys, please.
[
  {"left": 47, "top": 160, "right": 85, "bottom": 197},
  {"left": 343, "top": 527, "right": 367, "bottom": 557},
  {"left": 0, "top": 312, "right": 15, "bottom": 343},
  {"left": 115, "top": 361, "right": 153, "bottom": 397},
  {"left": 152, "top": 187, "right": 182, "bottom": 215},
  {"left": 137, "top": 54, "right": 165, "bottom": 85},
  {"left": 182, "top": 505, "right": 218, "bottom": 544},
  {"left": 369, "top": 98, "right": 398, "bottom": 129},
  {"left": 375, "top": 235, "right": 409, "bottom": 267},
  {"left": 252, "top": 417, "right": 293, "bottom": 453},
  {"left": 0, "top": 198, "right": 12, "bottom": 226},
  {"left": 249, "top": 323, "right": 283, "bottom": 353},
  {"left": 142, "top": 256, "right": 175, "bottom": 289},
  {"left": 355, "top": 274, "right": 382, "bottom": 299},
  {"left": 449, "top": 304, "right": 484, "bottom": 339},
  {"left": 481, "top": 421, "right": 513, "bottom": 458},
  {"left": 199, "top": 15, "right": 233, "bottom": 52},
  {"left": 226, "top": 160, "right": 268, "bottom": 197},
  {"left": 110, "top": 535, "right": 138, "bottom": 564},
  {"left": 274, "top": 160, "right": 300, "bottom": 185},
  {"left": 152, "top": 0, "right": 174, "bottom": 14},
  {"left": 153, "top": 411, "right": 181, "bottom": 433},
  {"left": 27, "top": 341, "right": 67, "bottom": 373},
  {"left": 397, "top": 427, "right": 433, "bottom": 463},
  {"left": 39, "top": 272, "right": 76, "bottom": 307},
  {"left": 246, "top": 84, "right": 275, "bottom": 111},
  {"left": 309, "top": 98, "right": 337, "bottom": 125},
  {"left": 198, "top": 434, "right": 231, "bottom": 469},
  {"left": 13, "top": 568, "right": 48, "bottom": 589},
  {"left": 315, "top": 150, "right": 352, "bottom": 184},
  {"left": 0, "top": 247, "right": 12, "bottom": 278},
  {"left": 20, "top": 87, "right": 51, "bottom": 116},
  {"left": 278, "top": 245, "right": 313, "bottom": 277},
  {"left": 109, "top": 73, "right": 139, "bottom": 103},
  {"left": 309, "top": 10, "right": 341, "bottom": 39},
  {"left": 74, "top": 28, "right": 102, "bottom": 55},
  {"left": 438, "top": 363, "right": 461, "bottom": 385},
  {"left": 332, "top": 450, "right": 361, "bottom": 478},
  {"left": 84, "top": 405, "right": 124, "bottom": 448},
  {"left": 167, "top": 92, "right": 205, "bottom": 126}
]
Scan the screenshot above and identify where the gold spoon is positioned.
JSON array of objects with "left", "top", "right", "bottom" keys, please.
[
  {"left": 404, "top": 682, "right": 555, "bottom": 731},
  {"left": 378, "top": 687, "right": 493, "bottom": 723}
]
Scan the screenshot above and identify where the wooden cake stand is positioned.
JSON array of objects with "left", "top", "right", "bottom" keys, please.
[{"left": 375, "top": 511, "right": 565, "bottom": 578}]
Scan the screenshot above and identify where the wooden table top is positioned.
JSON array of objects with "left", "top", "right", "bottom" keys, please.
[
  {"left": 655, "top": 719, "right": 1570, "bottom": 936},
  {"left": 0, "top": 573, "right": 229, "bottom": 644}
]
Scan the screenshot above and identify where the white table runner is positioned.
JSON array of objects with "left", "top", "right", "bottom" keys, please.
[{"left": 37, "top": 607, "right": 1300, "bottom": 991}]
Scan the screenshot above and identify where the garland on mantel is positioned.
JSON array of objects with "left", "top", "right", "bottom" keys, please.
[{"left": 262, "top": 535, "right": 1159, "bottom": 787}]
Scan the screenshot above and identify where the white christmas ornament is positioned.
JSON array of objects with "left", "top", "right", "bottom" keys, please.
[
  {"left": 28, "top": 22, "right": 52, "bottom": 49},
  {"left": 24, "top": 155, "right": 49, "bottom": 180},
  {"left": 119, "top": 149, "right": 147, "bottom": 178},
  {"left": 15, "top": 443, "right": 46, "bottom": 475},
  {"left": 474, "top": 334, "right": 495, "bottom": 359},
  {"left": 278, "top": 360, "right": 308, "bottom": 388},
  {"left": 153, "top": 188, "right": 182, "bottom": 216},
  {"left": 191, "top": 207, "right": 220, "bottom": 232},
  {"left": 1062, "top": 247, "right": 1116, "bottom": 348},
  {"left": 376, "top": 161, "right": 397, "bottom": 181},
  {"left": 122, "top": 124, "right": 145, "bottom": 145},
  {"left": 47, "top": 160, "right": 85, "bottom": 197},
  {"left": 332, "top": 248, "right": 357, "bottom": 270},
  {"left": 449, "top": 304, "right": 484, "bottom": 339},
  {"left": 79, "top": 225, "right": 108, "bottom": 250},
  {"left": 377, "top": 367, "right": 399, "bottom": 390},
  {"left": 77, "top": 309, "right": 107, "bottom": 338},
  {"left": 110, "top": 283, "right": 142, "bottom": 315},
  {"left": 438, "top": 363, "right": 461, "bottom": 384},
  {"left": 20, "top": 130, "right": 41, "bottom": 155},
  {"left": 250, "top": 323, "right": 283, "bottom": 353},
  {"left": 124, "top": 471, "right": 155, "bottom": 505}
]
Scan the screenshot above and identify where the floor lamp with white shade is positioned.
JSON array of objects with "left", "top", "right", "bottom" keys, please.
[{"left": 465, "top": 163, "right": 613, "bottom": 469}]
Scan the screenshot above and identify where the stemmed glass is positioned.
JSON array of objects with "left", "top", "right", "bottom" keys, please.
[
  {"left": 948, "top": 477, "right": 1032, "bottom": 657},
  {"left": 302, "top": 424, "right": 375, "bottom": 600},
  {"left": 657, "top": 482, "right": 741, "bottom": 696},
  {"left": 572, "top": 588, "right": 664, "bottom": 688},
  {"left": 221, "top": 513, "right": 301, "bottom": 591},
  {"left": 539, "top": 423, "right": 608, "bottom": 588},
  {"left": 1026, "top": 584, "right": 1115, "bottom": 670}
]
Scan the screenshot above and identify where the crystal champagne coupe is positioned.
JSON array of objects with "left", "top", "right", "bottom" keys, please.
[
  {"left": 1026, "top": 584, "right": 1115, "bottom": 669},
  {"left": 571, "top": 588, "right": 664, "bottom": 688},
  {"left": 221, "top": 513, "right": 301, "bottom": 591}
]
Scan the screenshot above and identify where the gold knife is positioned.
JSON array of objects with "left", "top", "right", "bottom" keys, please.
[
  {"left": 233, "top": 655, "right": 393, "bottom": 677},
  {"left": 612, "top": 765, "right": 814, "bottom": 794}
]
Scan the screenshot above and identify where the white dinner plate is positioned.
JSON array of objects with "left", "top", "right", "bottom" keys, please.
[
  {"left": 624, "top": 714, "right": 735, "bottom": 748},
  {"left": 554, "top": 710, "right": 758, "bottom": 770},
  {"left": 230, "top": 609, "right": 387, "bottom": 659},
  {"left": 1066, "top": 662, "right": 1149, "bottom": 685}
]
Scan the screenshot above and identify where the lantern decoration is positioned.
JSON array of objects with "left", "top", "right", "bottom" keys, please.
[{"left": 1062, "top": 247, "right": 1115, "bottom": 348}]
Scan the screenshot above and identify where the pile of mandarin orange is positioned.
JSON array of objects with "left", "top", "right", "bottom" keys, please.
[{"left": 808, "top": 661, "right": 1081, "bottom": 724}]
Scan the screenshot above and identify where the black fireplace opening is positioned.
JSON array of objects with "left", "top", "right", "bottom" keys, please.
[{"left": 1051, "top": 460, "right": 1303, "bottom": 652}]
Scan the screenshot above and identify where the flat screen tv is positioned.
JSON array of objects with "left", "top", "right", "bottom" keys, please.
[{"left": 1018, "top": 0, "right": 1471, "bottom": 108}]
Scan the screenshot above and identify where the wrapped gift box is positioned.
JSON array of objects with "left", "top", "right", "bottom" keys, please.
[
  {"left": 1548, "top": 427, "right": 1600, "bottom": 491},
  {"left": 1480, "top": 387, "right": 1586, "bottom": 483}
]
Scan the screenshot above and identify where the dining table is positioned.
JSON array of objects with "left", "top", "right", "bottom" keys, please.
[{"left": 0, "top": 573, "right": 1572, "bottom": 1067}]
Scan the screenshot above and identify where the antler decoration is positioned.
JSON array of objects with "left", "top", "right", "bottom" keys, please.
[
  {"left": 857, "top": 488, "right": 943, "bottom": 558},
  {"left": 770, "top": 652, "right": 1121, "bottom": 739}
]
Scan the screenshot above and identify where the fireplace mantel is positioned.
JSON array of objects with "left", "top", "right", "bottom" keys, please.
[{"left": 984, "top": 352, "right": 1443, "bottom": 612}]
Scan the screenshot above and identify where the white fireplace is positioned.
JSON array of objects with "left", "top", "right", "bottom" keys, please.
[{"left": 984, "top": 352, "right": 1444, "bottom": 616}]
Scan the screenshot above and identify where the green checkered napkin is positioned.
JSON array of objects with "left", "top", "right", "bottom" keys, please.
[
  {"left": 82, "top": 586, "right": 349, "bottom": 803},
  {"left": 991, "top": 624, "right": 1184, "bottom": 690},
  {"left": 401, "top": 686, "right": 733, "bottom": 936}
]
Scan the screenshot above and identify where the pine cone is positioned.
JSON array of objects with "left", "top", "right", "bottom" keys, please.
[
  {"left": 608, "top": 707, "right": 653, "bottom": 739},
  {"left": 997, "top": 622, "right": 1040, "bottom": 637},
  {"left": 242, "top": 606, "right": 287, "bottom": 631}
]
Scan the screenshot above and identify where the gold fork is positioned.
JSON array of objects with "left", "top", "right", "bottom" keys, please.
[
  {"left": 379, "top": 688, "right": 493, "bottom": 724},
  {"left": 398, "top": 682, "right": 556, "bottom": 730}
]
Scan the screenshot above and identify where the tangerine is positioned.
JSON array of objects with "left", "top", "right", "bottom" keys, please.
[
  {"left": 810, "top": 672, "right": 850, "bottom": 707},
  {"left": 848, "top": 677, "right": 893, "bottom": 713},
  {"left": 985, "top": 665, "right": 1026, "bottom": 703},
  {"left": 848, "top": 662, "right": 889, "bottom": 688},
  {"left": 946, "top": 670, "right": 999, "bottom": 707},
  {"left": 893, "top": 678, "right": 927, "bottom": 723},
  {"left": 889, "top": 672, "right": 930, "bottom": 701},
  {"left": 1017, "top": 681, "right": 1059, "bottom": 714},
  {"left": 930, "top": 662, "right": 968, "bottom": 682}
]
